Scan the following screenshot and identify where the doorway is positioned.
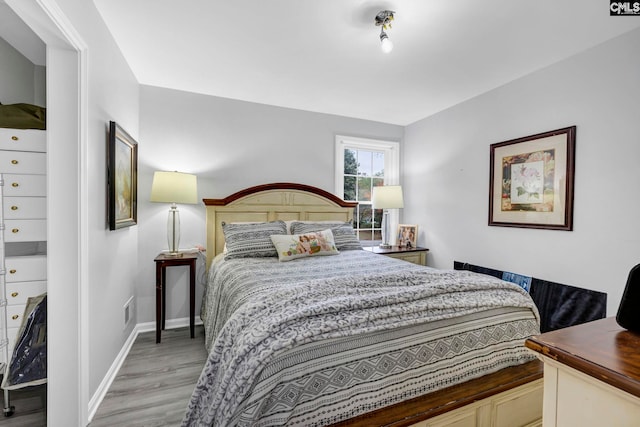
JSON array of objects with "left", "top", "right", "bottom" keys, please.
[{"left": 4, "top": 1, "right": 88, "bottom": 425}]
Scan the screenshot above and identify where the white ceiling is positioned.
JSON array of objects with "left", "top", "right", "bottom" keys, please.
[
  {"left": 5, "top": 1, "right": 640, "bottom": 125},
  {"left": 0, "top": 1, "right": 45, "bottom": 66},
  {"left": 92, "top": 0, "right": 640, "bottom": 125}
]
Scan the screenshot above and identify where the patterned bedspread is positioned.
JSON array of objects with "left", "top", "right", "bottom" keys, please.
[{"left": 184, "top": 250, "right": 540, "bottom": 426}]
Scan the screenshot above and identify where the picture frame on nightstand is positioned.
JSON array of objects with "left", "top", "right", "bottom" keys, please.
[{"left": 396, "top": 224, "right": 417, "bottom": 248}]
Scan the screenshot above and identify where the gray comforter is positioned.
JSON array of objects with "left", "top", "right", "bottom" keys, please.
[{"left": 184, "top": 250, "right": 539, "bottom": 426}]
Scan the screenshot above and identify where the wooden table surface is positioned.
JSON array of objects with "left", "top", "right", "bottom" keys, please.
[
  {"left": 364, "top": 246, "right": 429, "bottom": 255},
  {"left": 525, "top": 317, "right": 640, "bottom": 398}
]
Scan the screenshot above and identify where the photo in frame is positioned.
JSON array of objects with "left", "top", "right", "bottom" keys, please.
[
  {"left": 107, "top": 121, "right": 138, "bottom": 230},
  {"left": 489, "top": 126, "right": 576, "bottom": 230},
  {"left": 396, "top": 224, "right": 418, "bottom": 248}
]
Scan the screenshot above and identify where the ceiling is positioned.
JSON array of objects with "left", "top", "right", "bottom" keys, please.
[
  {"left": 5, "top": 1, "right": 640, "bottom": 125},
  {"left": 0, "top": 1, "right": 45, "bottom": 66}
]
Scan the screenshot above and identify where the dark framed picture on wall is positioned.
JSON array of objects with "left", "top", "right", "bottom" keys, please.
[
  {"left": 489, "top": 126, "right": 576, "bottom": 231},
  {"left": 107, "top": 121, "right": 138, "bottom": 230}
]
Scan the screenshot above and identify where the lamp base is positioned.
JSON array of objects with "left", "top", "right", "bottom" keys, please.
[
  {"left": 167, "top": 204, "right": 181, "bottom": 254},
  {"left": 379, "top": 209, "right": 392, "bottom": 250},
  {"left": 164, "top": 251, "right": 184, "bottom": 258}
]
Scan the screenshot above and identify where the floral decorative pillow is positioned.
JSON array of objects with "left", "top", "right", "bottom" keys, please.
[
  {"left": 289, "top": 221, "right": 362, "bottom": 251},
  {"left": 270, "top": 229, "right": 339, "bottom": 261}
]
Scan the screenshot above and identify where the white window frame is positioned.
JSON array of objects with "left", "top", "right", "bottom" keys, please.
[{"left": 334, "top": 135, "right": 401, "bottom": 245}]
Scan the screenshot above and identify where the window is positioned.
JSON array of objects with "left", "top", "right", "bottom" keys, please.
[{"left": 335, "top": 135, "right": 400, "bottom": 247}]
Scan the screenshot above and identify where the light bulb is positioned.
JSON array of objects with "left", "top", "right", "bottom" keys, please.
[
  {"left": 380, "top": 32, "right": 393, "bottom": 53},
  {"left": 381, "top": 37, "right": 393, "bottom": 53}
]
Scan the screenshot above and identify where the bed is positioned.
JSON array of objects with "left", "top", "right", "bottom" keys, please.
[{"left": 184, "top": 183, "right": 543, "bottom": 427}]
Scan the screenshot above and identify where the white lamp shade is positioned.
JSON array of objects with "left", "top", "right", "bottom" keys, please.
[
  {"left": 372, "top": 185, "right": 404, "bottom": 209},
  {"left": 150, "top": 171, "right": 198, "bottom": 204}
]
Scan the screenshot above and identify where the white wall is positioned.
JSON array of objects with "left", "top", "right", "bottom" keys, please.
[
  {"left": 0, "top": 35, "right": 44, "bottom": 105},
  {"left": 33, "top": 64, "right": 46, "bottom": 106},
  {"left": 404, "top": 28, "right": 640, "bottom": 315},
  {"left": 50, "top": 0, "right": 140, "bottom": 405},
  {"left": 138, "top": 85, "right": 404, "bottom": 323}
]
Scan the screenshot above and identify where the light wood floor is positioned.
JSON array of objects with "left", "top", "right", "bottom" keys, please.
[{"left": 1, "top": 326, "right": 207, "bottom": 427}]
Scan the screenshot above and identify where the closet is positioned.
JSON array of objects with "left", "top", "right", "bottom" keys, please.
[{"left": 0, "top": 127, "right": 47, "bottom": 415}]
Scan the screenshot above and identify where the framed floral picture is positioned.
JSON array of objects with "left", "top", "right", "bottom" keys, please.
[
  {"left": 489, "top": 126, "right": 576, "bottom": 230},
  {"left": 396, "top": 224, "right": 418, "bottom": 248},
  {"left": 107, "top": 121, "right": 138, "bottom": 230}
]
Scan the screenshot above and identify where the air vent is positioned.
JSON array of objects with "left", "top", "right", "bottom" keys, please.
[{"left": 123, "top": 296, "right": 134, "bottom": 328}]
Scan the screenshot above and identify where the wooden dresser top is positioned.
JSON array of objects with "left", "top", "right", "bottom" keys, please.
[{"left": 525, "top": 317, "right": 640, "bottom": 398}]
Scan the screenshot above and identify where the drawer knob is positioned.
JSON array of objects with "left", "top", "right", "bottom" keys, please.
[
  {"left": 9, "top": 269, "right": 16, "bottom": 274},
  {"left": 11, "top": 136, "right": 18, "bottom": 141},
  {"left": 11, "top": 182, "right": 19, "bottom": 187},
  {"left": 11, "top": 159, "right": 18, "bottom": 165},
  {"left": 11, "top": 228, "right": 19, "bottom": 233},
  {"left": 11, "top": 292, "right": 18, "bottom": 298},
  {"left": 11, "top": 205, "right": 18, "bottom": 210},
  {"left": 12, "top": 315, "right": 19, "bottom": 320}
]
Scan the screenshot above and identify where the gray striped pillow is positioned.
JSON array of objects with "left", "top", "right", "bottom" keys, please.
[
  {"left": 222, "top": 220, "right": 287, "bottom": 259},
  {"left": 289, "top": 221, "right": 362, "bottom": 251}
]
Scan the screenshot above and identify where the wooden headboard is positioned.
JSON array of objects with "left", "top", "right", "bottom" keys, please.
[{"left": 203, "top": 183, "right": 357, "bottom": 268}]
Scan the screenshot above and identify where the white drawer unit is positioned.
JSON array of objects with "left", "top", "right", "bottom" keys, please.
[
  {"left": 5, "top": 305, "right": 27, "bottom": 329},
  {"left": 0, "top": 127, "right": 47, "bottom": 404},
  {"left": 526, "top": 318, "right": 640, "bottom": 427},
  {"left": 0, "top": 128, "right": 46, "bottom": 153},
  {"left": 0, "top": 151, "right": 46, "bottom": 175},
  {"left": 5, "top": 281, "right": 47, "bottom": 306},
  {"left": 3, "top": 219, "right": 47, "bottom": 243},
  {"left": 5, "top": 256, "right": 47, "bottom": 282},
  {"left": 1, "top": 174, "right": 46, "bottom": 197},
  {"left": 2, "top": 197, "right": 46, "bottom": 220},
  {"left": 6, "top": 328, "right": 18, "bottom": 350}
]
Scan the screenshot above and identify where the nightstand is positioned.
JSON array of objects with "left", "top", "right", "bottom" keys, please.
[
  {"left": 364, "top": 246, "right": 429, "bottom": 266},
  {"left": 154, "top": 252, "right": 198, "bottom": 343},
  {"left": 525, "top": 317, "right": 640, "bottom": 426}
]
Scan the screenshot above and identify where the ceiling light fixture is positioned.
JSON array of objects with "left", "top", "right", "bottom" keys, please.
[{"left": 375, "top": 10, "right": 395, "bottom": 54}]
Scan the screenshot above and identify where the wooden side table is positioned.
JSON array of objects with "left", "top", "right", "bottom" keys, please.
[
  {"left": 525, "top": 317, "right": 640, "bottom": 426},
  {"left": 154, "top": 252, "right": 198, "bottom": 343},
  {"left": 364, "top": 246, "right": 429, "bottom": 266}
]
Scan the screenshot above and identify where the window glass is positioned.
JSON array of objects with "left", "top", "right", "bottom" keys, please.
[
  {"left": 336, "top": 137, "right": 399, "bottom": 247},
  {"left": 344, "top": 149, "right": 357, "bottom": 175}
]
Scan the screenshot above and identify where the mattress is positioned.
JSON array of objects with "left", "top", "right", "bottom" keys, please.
[{"left": 185, "top": 250, "right": 540, "bottom": 426}]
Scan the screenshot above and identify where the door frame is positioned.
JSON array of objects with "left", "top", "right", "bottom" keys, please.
[{"left": 5, "top": 0, "right": 89, "bottom": 425}]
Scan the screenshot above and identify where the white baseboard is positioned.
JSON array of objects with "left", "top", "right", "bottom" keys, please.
[
  {"left": 136, "top": 316, "right": 203, "bottom": 334},
  {"left": 87, "top": 316, "right": 203, "bottom": 422},
  {"left": 87, "top": 324, "right": 139, "bottom": 422}
]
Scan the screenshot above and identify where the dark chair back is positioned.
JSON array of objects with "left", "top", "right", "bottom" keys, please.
[{"left": 617, "top": 263, "right": 640, "bottom": 333}]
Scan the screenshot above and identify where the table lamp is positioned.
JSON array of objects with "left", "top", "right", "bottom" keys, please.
[
  {"left": 150, "top": 171, "right": 198, "bottom": 254},
  {"left": 372, "top": 185, "right": 404, "bottom": 249}
]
